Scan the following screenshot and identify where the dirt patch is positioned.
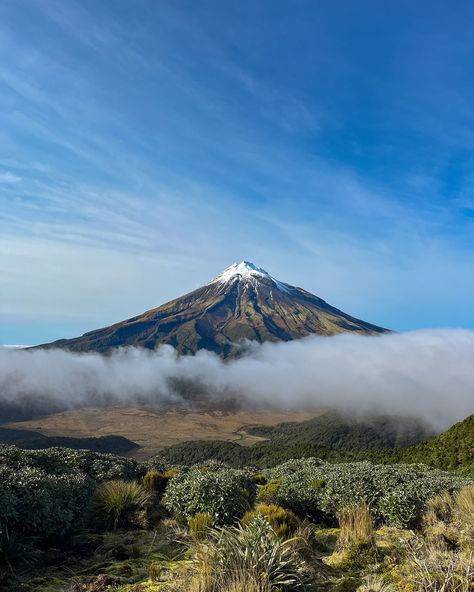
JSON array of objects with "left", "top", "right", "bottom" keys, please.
[{"left": 4, "top": 406, "right": 325, "bottom": 459}]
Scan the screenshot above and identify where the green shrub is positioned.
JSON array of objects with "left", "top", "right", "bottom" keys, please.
[
  {"left": 94, "top": 480, "right": 151, "bottom": 530},
  {"left": 241, "top": 504, "right": 299, "bottom": 539},
  {"left": 0, "top": 445, "right": 140, "bottom": 482},
  {"left": 188, "top": 512, "right": 214, "bottom": 540},
  {"left": 163, "top": 467, "right": 255, "bottom": 525},
  {"left": 0, "top": 465, "right": 94, "bottom": 538},
  {"left": 265, "top": 458, "right": 472, "bottom": 528}
]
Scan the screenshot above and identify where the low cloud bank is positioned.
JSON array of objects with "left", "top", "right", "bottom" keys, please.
[{"left": 1, "top": 329, "right": 473, "bottom": 428}]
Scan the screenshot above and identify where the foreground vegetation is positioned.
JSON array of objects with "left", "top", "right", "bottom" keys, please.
[{"left": 1, "top": 440, "right": 473, "bottom": 591}]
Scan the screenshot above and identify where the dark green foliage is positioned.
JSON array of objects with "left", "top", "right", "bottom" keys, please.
[
  {"left": 0, "top": 428, "right": 138, "bottom": 454},
  {"left": 163, "top": 465, "right": 256, "bottom": 525},
  {"left": 247, "top": 412, "right": 434, "bottom": 451},
  {"left": 0, "top": 445, "right": 141, "bottom": 542},
  {"left": 0, "top": 444, "right": 141, "bottom": 481},
  {"left": 370, "top": 414, "right": 474, "bottom": 475},
  {"left": 0, "top": 526, "right": 37, "bottom": 572},
  {"left": 153, "top": 414, "right": 474, "bottom": 476},
  {"left": 0, "top": 464, "right": 94, "bottom": 538},
  {"left": 151, "top": 412, "right": 438, "bottom": 469}
]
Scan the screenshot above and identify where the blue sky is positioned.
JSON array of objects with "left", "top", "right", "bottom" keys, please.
[{"left": 1, "top": 0, "right": 474, "bottom": 344}]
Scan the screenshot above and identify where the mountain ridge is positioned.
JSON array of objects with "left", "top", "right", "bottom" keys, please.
[{"left": 39, "top": 261, "right": 389, "bottom": 356}]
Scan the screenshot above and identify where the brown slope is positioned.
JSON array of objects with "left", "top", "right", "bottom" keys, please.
[{"left": 39, "top": 262, "right": 389, "bottom": 357}]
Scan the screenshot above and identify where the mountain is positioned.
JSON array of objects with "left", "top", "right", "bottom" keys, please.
[{"left": 40, "top": 261, "right": 388, "bottom": 357}]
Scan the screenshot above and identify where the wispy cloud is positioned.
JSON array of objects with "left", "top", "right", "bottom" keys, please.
[{"left": 0, "top": 171, "right": 21, "bottom": 183}]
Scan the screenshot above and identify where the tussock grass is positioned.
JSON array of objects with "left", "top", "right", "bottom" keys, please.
[
  {"left": 241, "top": 504, "right": 299, "bottom": 539},
  {"left": 189, "top": 513, "right": 214, "bottom": 541},
  {"left": 94, "top": 480, "right": 151, "bottom": 530},
  {"left": 454, "top": 486, "right": 474, "bottom": 527},
  {"left": 336, "top": 504, "right": 375, "bottom": 550}
]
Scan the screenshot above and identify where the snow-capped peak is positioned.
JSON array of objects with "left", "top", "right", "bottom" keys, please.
[{"left": 210, "top": 261, "right": 291, "bottom": 292}]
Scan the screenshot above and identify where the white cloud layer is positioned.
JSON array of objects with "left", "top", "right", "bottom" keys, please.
[{"left": 1, "top": 330, "right": 473, "bottom": 429}]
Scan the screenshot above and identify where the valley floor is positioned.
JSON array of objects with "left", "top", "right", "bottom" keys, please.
[{"left": 3, "top": 407, "right": 324, "bottom": 458}]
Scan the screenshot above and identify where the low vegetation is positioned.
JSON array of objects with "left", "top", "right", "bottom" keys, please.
[{"left": 0, "top": 415, "right": 473, "bottom": 591}]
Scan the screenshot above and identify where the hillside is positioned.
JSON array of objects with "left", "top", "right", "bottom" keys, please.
[
  {"left": 151, "top": 412, "right": 437, "bottom": 468},
  {"left": 371, "top": 414, "right": 474, "bottom": 474},
  {"left": 38, "top": 261, "right": 388, "bottom": 357}
]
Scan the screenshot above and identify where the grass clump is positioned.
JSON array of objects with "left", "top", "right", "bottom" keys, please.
[
  {"left": 189, "top": 512, "right": 214, "bottom": 541},
  {"left": 328, "top": 504, "right": 377, "bottom": 570},
  {"left": 391, "top": 538, "right": 474, "bottom": 591},
  {"left": 336, "top": 504, "right": 375, "bottom": 550},
  {"left": 256, "top": 479, "right": 282, "bottom": 504},
  {"left": 241, "top": 504, "right": 299, "bottom": 539},
  {"left": 190, "top": 513, "right": 309, "bottom": 591},
  {"left": 143, "top": 470, "right": 169, "bottom": 495},
  {"left": 94, "top": 480, "right": 151, "bottom": 530}
]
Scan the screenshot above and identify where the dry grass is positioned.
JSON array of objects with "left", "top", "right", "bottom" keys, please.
[
  {"left": 396, "top": 539, "right": 474, "bottom": 592},
  {"left": 4, "top": 406, "right": 324, "bottom": 458},
  {"left": 454, "top": 486, "right": 474, "bottom": 527},
  {"left": 356, "top": 574, "right": 395, "bottom": 591},
  {"left": 336, "top": 504, "right": 375, "bottom": 551}
]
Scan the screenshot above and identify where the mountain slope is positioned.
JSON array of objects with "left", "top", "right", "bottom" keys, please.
[
  {"left": 41, "top": 261, "right": 388, "bottom": 356},
  {"left": 371, "top": 414, "right": 474, "bottom": 474}
]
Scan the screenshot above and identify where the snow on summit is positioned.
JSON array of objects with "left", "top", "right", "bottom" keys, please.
[{"left": 210, "top": 261, "right": 291, "bottom": 293}]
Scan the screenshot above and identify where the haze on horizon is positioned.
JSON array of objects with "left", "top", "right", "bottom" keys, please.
[{"left": 1, "top": 1, "right": 474, "bottom": 345}]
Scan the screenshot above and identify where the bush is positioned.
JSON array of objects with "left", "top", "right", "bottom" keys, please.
[
  {"left": 163, "top": 467, "right": 255, "bottom": 525},
  {"left": 0, "top": 445, "right": 140, "bottom": 482},
  {"left": 242, "top": 504, "right": 299, "bottom": 539},
  {"left": 189, "top": 512, "right": 214, "bottom": 541},
  {"left": 265, "top": 458, "right": 472, "bottom": 528},
  {"left": 0, "top": 465, "right": 94, "bottom": 538},
  {"left": 94, "top": 480, "right": 151, "bottom": 530},
  {"left": 191, "top": 514, "right": 309, "bottom": 591}
]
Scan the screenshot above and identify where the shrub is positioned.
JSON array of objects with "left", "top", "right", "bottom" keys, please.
[
  {"left": 0, "top": 465, "right": 94, "bottom": 538},
  {"left": 94, "top": 480, "right": 151, "bottom": 530},
  {"left": 242, "top": 504, "right": 299, "bottom": 539},
  {"left": 189, "top": 512, "right": 214, "bottom": 541},
  {"left": 143, "top": 470, "right": 169, "bottom": 494},
  {"left": 163, "top": 467, "right": 255, "bottom": 525},
  {"left": 265, "top": 458, "right": 472, "bottom": 528},
  {"left": 191, "top": 514, "right": 309, "bottom": 591}
]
